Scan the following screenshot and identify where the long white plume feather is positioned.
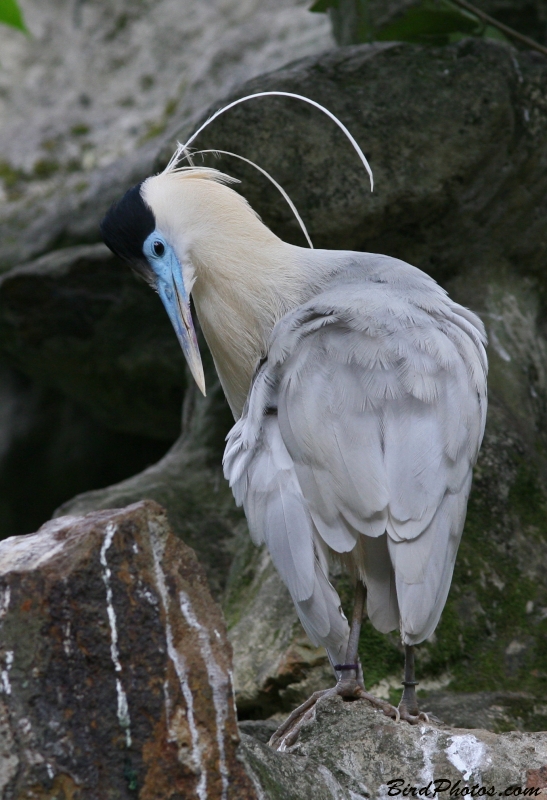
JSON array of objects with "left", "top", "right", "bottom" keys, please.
[
  {"left": 192, "top": 149, "right": 313, "bottom": 249},
  {"left": 179, "top": 91, "right": 374, "bottom": 191}
]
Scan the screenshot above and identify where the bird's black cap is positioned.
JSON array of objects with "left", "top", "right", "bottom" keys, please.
[{"left": 100, "top": 182, "right": 156, "bottom": 282}]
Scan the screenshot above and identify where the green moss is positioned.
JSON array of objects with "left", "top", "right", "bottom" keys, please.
[
  {"left": 33, "top": 159, "right": 60, "bottom": 179},
  {"left": 358, "top": 622, "right": 402, "bottom": 688},
  {"left": 508, "top": 463, "right": 547, "bottom": 529},
  {"left": 139, "top": 120, "right": 167, "bottom": 144},
  {"left": 70, "top": 124, "right": 90, "bottom": 136},
  {"left": 0, "top": 159, "right": 24, "bottom": 188},
  {"left": 138, "top": 97, "right": 179, "bottom": 144},
  {"left": 164, "top": 98, "right": 177, "bottom": 117},
  {"left": 140, "top": 74, "right": 154, "bottom": 91},
  {"left": 408, "top": 447, "right": 547, "bottom": 715}
]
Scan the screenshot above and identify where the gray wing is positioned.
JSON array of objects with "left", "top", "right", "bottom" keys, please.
[
  {"left": 225, "top": 273, "right": 487, "bottom": 650},
  {"left": 224, "top": 400, "right": 350, "bottom": 665}
]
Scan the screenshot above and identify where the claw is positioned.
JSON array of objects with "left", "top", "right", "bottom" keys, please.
[
  {"left": 397, "top": 707, "right": 430, "bottom": 725},
  {"left": 268, "top": 688, "right": 332, "bottom": 750},
  {"left": 269, "top": 680, "right": 402, "bottom": 750}
]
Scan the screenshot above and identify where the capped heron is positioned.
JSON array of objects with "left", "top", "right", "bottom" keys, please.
[{"left": 101, "top": 93, "right": 487, "bottom": 747}]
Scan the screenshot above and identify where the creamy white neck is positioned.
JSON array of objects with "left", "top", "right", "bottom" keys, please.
[{"left": 143, "top": 171, "right": 328, "bottom": 416}]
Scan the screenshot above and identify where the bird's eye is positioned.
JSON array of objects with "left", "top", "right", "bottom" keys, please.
[{"left": 153, "top": 240, "right": 165, "bottom": 257}]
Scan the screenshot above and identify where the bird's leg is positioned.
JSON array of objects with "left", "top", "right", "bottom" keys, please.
[
  {"left": 269, "top": 579, "right": 399, "bottom": 751},
  {"left": 340, "top": 577, "right": 367, "bottom": 683},
  {"left": 397, "top": 644, "right": 429, "bottom": 724}
]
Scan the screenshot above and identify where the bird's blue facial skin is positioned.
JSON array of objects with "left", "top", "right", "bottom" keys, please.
[
  {"left": 143, "top": 230, "right": 188, "bottom": 307},
  {"left": 142, "top": 230, "right": 205, "bottom": 394}
]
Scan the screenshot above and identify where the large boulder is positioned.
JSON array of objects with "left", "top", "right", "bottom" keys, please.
[
  {"left": 240, "top": 696, "right": 547, "bottom": 798},
  {"left": 0, "top": 500, "right": 255, "bottom": 799},
  {"left": 0, "top": 0, "right": 333, "bottom": 535}
]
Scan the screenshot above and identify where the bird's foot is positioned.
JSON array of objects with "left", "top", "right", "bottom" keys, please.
[
  {"left": 268, "top": 678, "right": 399, "bottom": 751},
  {"left": 397, "top": 700, "right": 430, "bottom": 725}
]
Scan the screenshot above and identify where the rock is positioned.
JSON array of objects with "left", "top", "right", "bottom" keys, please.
[
  {"left": 53, "top": 371, "right": 239, "bottom": 600},
  {"left": 0, "top": 359, "right": 168, "bottom": 538},
  {"left": 419, "top": 691, "right": 547, "bottom": 733},
  {"left": 50, "top": 367, "right": 327, "bottom": 713},
  {"left": 0, "top": 244, "right": 186, "bottom": 438},
  {"left": 224, "top": 536, "right": 334, "bottom": 718},
  {"left": 0, "top": 500, "right": 255, "bottom": 799},
  {"left": 175, "top": 38, "right": 547, "bottom": 282},
  {"left": 324, "top": 0, "right": 547, "bottom": 47},
  {"left": 239, "top": 696, "right": 547, "bottom": 798},
  {"left": 0, "top": 0, "right": 332, "bottom": 270}
]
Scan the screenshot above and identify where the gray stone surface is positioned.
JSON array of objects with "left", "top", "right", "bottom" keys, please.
[
  {"left": 239, "top": 696, "right": 547, "bottom": 798},
  {"left": 0, "top": 0, "right": 332, "bottom": 269},
  {"left": 420, "top": 691, "right": 547, "bottom": 733},
  {"left": 2, "top": 13, "right": 547, "bottom": 729}
]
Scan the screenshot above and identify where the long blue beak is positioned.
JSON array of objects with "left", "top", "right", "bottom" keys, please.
[{"left": 155, "top": 257, "right": 206, "bottom": 397}]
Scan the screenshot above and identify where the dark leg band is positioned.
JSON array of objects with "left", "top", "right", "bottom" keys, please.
[{"left": 334, "top": 663, "right": 359, "bottom": 671}]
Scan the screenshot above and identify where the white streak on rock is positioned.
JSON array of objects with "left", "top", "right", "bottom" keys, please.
[
  {"left": 179, "top": 591, "right": 230, "bottom": 800},
  {"left": 116, "top": 678, "right": 131, "bottom": 748},
  {"left": 163, "top": 679, "right": 176, "bottom": 743},
  {"left": 420, "top": 726, "right": 440, "bottom": 794},
  {"left": 100, "top": 523, "right": 121, "bottom": 673},
  {"left": 150, "top": 525, "right": 207, "bottom": 800},
  {"left": 63, "top": 622, "right": 71, "bottom": 656},
  {"left": 1, "top": 651, "right": 13, "bottom": 695},
  {"left": 445, "top": 734, "right": 487, "bottom": 782},
  {"left": 18, "top": 717, "right": 32, "bottom": 736},
  {"left": 100, "top": 522, "right": 132, "bottom": 748},
  {"left": 228, "top": 669, "right": 238, "bottom": 717},
  {"left": 0, "top": 587, "right": 10, "bottom": 619}
]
